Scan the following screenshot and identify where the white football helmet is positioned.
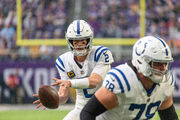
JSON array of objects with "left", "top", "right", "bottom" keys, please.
[
  {"left": 132, "top": 36, "right": 173, "bottom": 83},
  {"left": 65, "top": 20, "right": 94, "bottom": 56}
]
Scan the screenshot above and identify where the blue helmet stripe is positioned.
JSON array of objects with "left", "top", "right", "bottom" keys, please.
[
  {"left": 108, "top": 72, "right": 124, "bottom": 93},
  {"left": 154, "top": 36, "right": 168, "bottom": 56},
  {"left": 113, "top": 68, "right": 130, "bottom": 91},
  {"left": 77, "top": 20, "right": 80, "bottom": 34}
]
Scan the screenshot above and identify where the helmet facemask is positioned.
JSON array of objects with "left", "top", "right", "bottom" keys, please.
[
  {"left": 68, "top": 38, "right": 92, "bottom": 56},
  {"left": 145, "top": 56, "right": 172, "bottom": 83}
]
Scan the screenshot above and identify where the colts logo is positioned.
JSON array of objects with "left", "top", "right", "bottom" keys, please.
[
  {"left": 67, "top": 71, "right": 75, "bottom": 78},
  {"left": 135, "top": 41, "right": 147, "bottom": 56}
]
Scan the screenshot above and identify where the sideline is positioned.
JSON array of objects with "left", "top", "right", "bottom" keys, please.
[{"left": 0, "top": 104, "right": 74, "bottom": 111}]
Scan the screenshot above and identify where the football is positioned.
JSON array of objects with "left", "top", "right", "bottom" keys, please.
[{"left": 38, "top": 85, "right": 59, "bottom": 109}]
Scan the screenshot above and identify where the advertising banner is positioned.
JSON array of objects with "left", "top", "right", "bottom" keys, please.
[
  {"left": 0, "top": 61, "right": 58, "bottom": 103},
  {"left": 0, "top": 61, "right": 180, "bottom": 103}
]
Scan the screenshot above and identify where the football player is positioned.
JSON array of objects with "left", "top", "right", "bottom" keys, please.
[
  {"left": 80, "top": 36, "right": 179, "bottom": 120},
  {"left": 33, "top": 20, "right": 114, "bottom": 120}
]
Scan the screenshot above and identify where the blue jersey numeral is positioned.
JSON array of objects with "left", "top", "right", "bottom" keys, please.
[
  {"left": 105, "top": 80, "right": 115, "bottom": 92},
  {"left": 83, "top": 89, "right": 95, "bottom": 98},
  {"left": 129, "top": 104, "right": 146, "bottom": 120},
  {"left": 103, "top": 52, "right": 109, "bottom": 62},
  {"left": 129, "top": 101, "right": 161, "bottom": 120}
]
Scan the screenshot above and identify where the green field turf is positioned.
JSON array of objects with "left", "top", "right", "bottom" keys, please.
[
  {"left": 0, "top": 109, "right": 179, "bottom": 120},
  {"left": 0, "top": 110, "right": 70, "bottom": 120}
]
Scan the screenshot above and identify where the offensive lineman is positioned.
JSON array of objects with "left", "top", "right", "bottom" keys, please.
[
  {"left": 33, "top": 20, "right": 114, "bottom": 120},
  {"left": 80, "top": 36, "right": 179, "bottom": 120}
]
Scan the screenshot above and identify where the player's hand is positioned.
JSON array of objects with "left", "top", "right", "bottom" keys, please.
[
  {"left": 51, "top": 78, "right": 71, "bottom": 88},
  {"left": 33, "top": 94, "right": 46, "bottom": 110}
]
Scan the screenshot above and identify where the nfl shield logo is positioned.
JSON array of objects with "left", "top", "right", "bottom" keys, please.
[{"left": 80, "top": 71, "right": 84, "bottom": 75}]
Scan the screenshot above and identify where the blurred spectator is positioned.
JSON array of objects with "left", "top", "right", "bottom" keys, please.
[
  {"left": 0, "top": 38, "right": 9, "bottom": 61},
  {"left": 54, "top": 28, "right": 63, "bottom": 38},
  {"left": 1, "top": 10, "right": 15, "bottom": 43},
  {"left": 30, "top": 46, "right": 40, "bottom": 60},
  {"left": 6, "top": 73, "right": 20, "bottom": 104},
  {"left": 39, "top": 31, "right": 55, "bottom": 60},
  {"left": 0, "top": 73, "right": 7, "bottom": 103},
  {"left": 0, "top": 21, "right": 15, "bottom": 48},
  {"left": 18, "top": 46, "right": 30, "bottom": 60},
  {"left": 14, "top": 69, "right": 24, "bottom": 104},
  {"left": 88, "top": 13, "right": 101, "bottom": 36},
  {"left": 9, "top": 45, "right": 19, "bottom": 61},
  {"left": 39, "top": 45, "right": 54, "bottom": 60}
]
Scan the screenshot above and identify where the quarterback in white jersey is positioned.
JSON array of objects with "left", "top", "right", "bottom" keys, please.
[
  {"left": 56, "top": 45, "right": 113, "bottom": 119},
  {"left": 80, "top": 36, "right": 179, "bottom": 120},
  {"left": 33, "top": 20, "right": 113, "bottom": 120}
]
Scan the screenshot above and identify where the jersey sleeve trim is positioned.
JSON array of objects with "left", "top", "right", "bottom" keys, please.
[
  {"left": 55, "top": 63, "right": 65, "bottom": 72},
  {"left": 55, "top": 57, "right": 65, "bottom": 72},
  {"left": 58, "top": 57, "right": 65, "bottom": 68},
  {"left": 107, "top": 72, "right": 125, "bottom": 93},
  {"left": 113, "top": 67, "right": 131, "bottom": 91},
  {"left": 94, "top": 46, "right": 110, "bottom": 62},
  {"left": 171, "top": 73, "right": 175, "bottom": 86}
]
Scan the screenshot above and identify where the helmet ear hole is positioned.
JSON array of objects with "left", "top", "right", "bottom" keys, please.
[
  {"left": 137, "top": 60, "right": 142, "bottom": 64},
  {"left": 86, "top": 38, "right": 90, "bottom": 43},
  {"left": 69, "top": 40, "right": 73, "bottom": 44},
  {"left": 68, "top": 39, "right": 74, "bottom": 50}
]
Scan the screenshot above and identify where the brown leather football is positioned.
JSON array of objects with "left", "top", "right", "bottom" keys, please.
[{"left": 38, "top": 85, "right": 59, "bottom": 109}]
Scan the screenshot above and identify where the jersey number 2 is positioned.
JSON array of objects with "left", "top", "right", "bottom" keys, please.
[
  {"left": 129, "top": 101, "right": 161, "bottom": 120},
  {"left": 103, "top": 53, "right": 109, "bottom": 62}
]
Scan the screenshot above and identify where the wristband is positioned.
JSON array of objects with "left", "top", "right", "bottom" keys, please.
[{"left": 70, "top": 78, "right": 89, "bottom": 88}]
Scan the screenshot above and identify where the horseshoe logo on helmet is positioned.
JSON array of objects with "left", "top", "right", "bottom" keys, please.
[{"left": 135, "top": 41, "right": 148, "bottom": 56}]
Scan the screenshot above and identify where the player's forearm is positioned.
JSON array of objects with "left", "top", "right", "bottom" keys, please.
[
  {"left": 69, "top": 78, "right": 89, "bottom": 89},
  {"left": 69, "top": 73, "right": 102, "bottom": 89},
  {"left": 80, "top": 95, "right": 107, "bottom": 120},
  {"left": 69, "top": 64, "right": 110, "bottom": 89},
  {"left": 80, "top": 110, "right": 96, "bottom": 120},
  {"left": 88, "top": 64, "right": 111, "bottom": 88},
  {"left": 58, "top": 87, "right": 70, "bottom": 104},
  {"left": 58, "top": 95, "right": 69, "bottom": 104},
  {"left": 158, "top": 104, "right": 179, "bottom": 120},
  {"left": 88, "top": 73, "right": 102, "bottom": 88}
]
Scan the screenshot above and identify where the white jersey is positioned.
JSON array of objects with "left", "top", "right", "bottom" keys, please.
[
  {"left": 98, "top": 62, "right": 175, "bottom": 120},
  {"left": 55, "top": 46, "right": 113, "bottom": 109}
]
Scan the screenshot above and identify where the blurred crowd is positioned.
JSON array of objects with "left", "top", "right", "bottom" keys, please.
[
  {"left": 88, "top": 0, "right": 140, "bottom": 38},
  {"left": 146, "top": 0, "right": 180, "bottom": 58},
  {"left": 0, "top": 0, "right": 67, "bottom": 61},
  {"left": 0, "top": 0, "right": 180, "bottom": 62},
  {"left": 87, "top": 0, "right": 180, "bottom": 59},
  {"left": 21, "top": 0, "right": 66, "bottom": 39}
]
